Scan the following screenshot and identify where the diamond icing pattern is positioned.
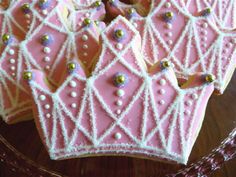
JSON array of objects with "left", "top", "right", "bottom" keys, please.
[
  {"left": 0, "top": 0, "right": 33, "bottom": 40},
  {"left": 28, "top": 17, "right": 214, "bottom": 164},
  {"left": 107, "top": 0, "right": 236, "bottom": 93},
  {"left": 178, "top": 0, "right": 236, "bottom": 29},
  {"left": 0, "top": 0, "right": 102, "bottom": 123}
]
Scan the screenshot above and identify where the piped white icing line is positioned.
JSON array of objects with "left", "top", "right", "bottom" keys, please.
[
  {"left": 0, "top": 0, "right": 101, "bottom": 123},
  {"left": 127, "top": 0, "right": 236, "bottom": 93},
  {"left": 179, "top": 0, "right": 236, "bottom": 30},
  {"left": 0, "top": 1, "right": 29, "bottom": 38},
  {"left": 28, "top": 16, "right": 214, "bottom": 164}
]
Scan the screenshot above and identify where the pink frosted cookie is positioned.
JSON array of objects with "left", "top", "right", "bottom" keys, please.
[
  {"left": 117, "top": 0, "right": 236, "bottom": 94},
  {"left": 0, "top": 0, "right": 34, "bottom": 41},
  {"left": 26, "top": 16, "right": 214, "bottom": 164},
  {"left": 0, "top": 0, "right": 70, "bottom": 123},
  {"left": 71, "top": 0, "right": 106, "bottom": 24},
  {"left": 107, "top": 0, "right": 151, "bottom": 17},
  {"left": 0, "top": 39, "right": 34, "bottom": 123},
  {"left": 0, "top": 0, "right": 102, "bottom": 123},
  {"left": 67, "top": 1, "right": 106, "bottom": 32},
  {"left": 25, "top": 16, "right": 102, "bottom": 85},
  {"left": 177, "top": 0, "right": 236, "bottom": 30},
  {"left": 0, "top": 1, "right": 60, "bottom": 123}
]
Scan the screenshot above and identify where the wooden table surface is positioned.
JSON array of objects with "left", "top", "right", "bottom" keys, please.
[{"left": 0, "top": 72, "right": 235, "bottom": 177}]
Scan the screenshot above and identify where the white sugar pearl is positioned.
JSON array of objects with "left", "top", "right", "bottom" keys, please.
[
  {"left": 83, "top": 52, "right": 88, "bottom": 56},
  {"left": 82, "top": 35, "right": 88, "bottom": 41},
  {"left": 185, "top": 100, "right": 193, "bottom": 106},
  {"left": 191, "top": 93, "right": 198, "bottom": 100},
  {"left": 231, "top": 38, "right": 236, "bottom": 44},
  {"left": 8, "top": 49, "right": 15, "bottom": 55},
  {"left": 202, "top": 23, "right": 208, "bottom": 28},
  {"left": 44, "top": 56, "right": 50, "bottom": 62},
  {"left": 25, "top": 14, "right": 31, "bottom": 19},
  {"left": 226, "top": 42, "right": 233, "bottom": 48},
  {"left": 132, "top": 22, "right": 138, "bottom": 28},
  {"left": 184, "top": 110, "right": 191, "bottom": 116},
  {"left": 202, "top": 36, "right": 207, "bottom": 41},
  {"left": 44, "top": 104, "right": 50, "bottom": 109},
  {"left": 39, "top": 95, "right": 46, "bottom": 101},
  {"left": 159, "top": 100, "right": 165, "bottom": 105},
  {"left": 69, "top": 81, "right": 77, "bottom": 88},
  {"left": 159, "top": 89, "right": 166, "bottom": 95},
  {"left": 45, "top": 65, "right": 50, "bottom": 70},
  {"left": 11, "top": 73, "right": 16, "bottom": 77},
  {"left": 222, "top": 57, "right": 227, "bottom": 60},
  {"left": 9, "top": 59, "right": 15, "bottom": 64},
  {"left": 116, "top": 89, "right": 125, "bottom": 97},
  {"left": 10, "top": 66, "right": 15, "bottom": 71},
  {"left": 116, "top": 43, "right": 123, "bottom": 50},
  {"left": 42, "top": 10, "right": 48, "bottom": 15},
  {"left": 71, "top": 103, "right": 77, "bottom": 108},
  {"left": 167, "top": 32, "right": 172, "bottom": 37},
  {"left": 116, "top": 109, "right": 121, "bottom": 115},
  {"left": 203, "top": 30, "right": 208, "bottom": 35},
  {"left": 83, "top": 44, "right": 88, "bottom": 49},
  {"left": 222, "top": 49, "right": 228, "bottom": 54},
  {"left": 46, "top": 113, "right": 51, "bottom": 118},
  {"left": 43, "top": 47, "right": 51, "bottom": 54},
  {"left": 166, "top": 23, "right": 172, "bottom": 29},
  {"left": 116, "top": 100, "right": 123, "bottom": 106},
  {"left": 203, "top": 43, "right": 207, "bottom": 48},
  {"left": 70, "top": 92, "right": 77, "bottom": 98},
  {"left": 167, "top": 40, "right": 173, "bottom": 45},
  {"left": 165, "top": 2, "right": 171, "bottom": 8},
  {"left": 114, "top": 133, "right": 122, "bottom": 140},
  {"left": 159, "top": 79, "right": 166, "bottom": 86},
  {"left": 85, "top": 12, "right": 90, "bottom": 17}
]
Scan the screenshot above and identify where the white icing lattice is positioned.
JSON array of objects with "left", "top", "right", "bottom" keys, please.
[
  {"left": 0, "top": 0, "right": 102, "bottom": 123},
  {"left": 28, "top": 16, "right": 214, "bottom": 164},
  {"left": 128, "top": 0, "right": 236, "bottom": 93}
]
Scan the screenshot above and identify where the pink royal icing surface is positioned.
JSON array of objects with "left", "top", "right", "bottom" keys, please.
[
  {"left": 0, "top": 0, "right": 103, "bottom": 123},
  {"left": 0, "top": 0, "right": 33, "bottom": 41},
  {"left": 0, "top": 0, "right": 70, "bottom": 123},
  {"left": 107, "top": 0, "right": 236, "bottom": 94},
  {"left": 27, "top": 16, "right": 215, "bottom": 164},
  {"left": 69, "top": 0, "right": 106, "bottom": 31},
  {"left": 26, "top": 11, "right": 102, "bottom": 84},
  {"left": 177, "top": 0, "right": 236, "bottom": 30}
]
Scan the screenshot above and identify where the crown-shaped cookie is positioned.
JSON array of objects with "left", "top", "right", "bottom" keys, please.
[
  {"left": 107, "top": 0, "right": 236, "bottom": 94},
  {"left": 178, "top": 0, "right": 236, "bottom": 30},
  {"left": 26, "top": 16, "right": 214, "bottom": 164},
  {"left": 0, "top": 0, "right": 103, "bottom": 123}
]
